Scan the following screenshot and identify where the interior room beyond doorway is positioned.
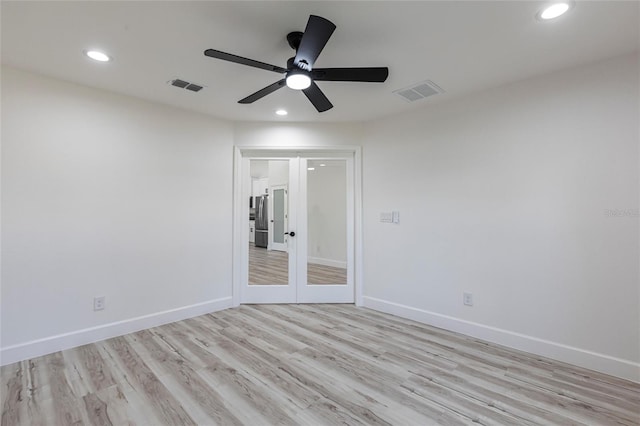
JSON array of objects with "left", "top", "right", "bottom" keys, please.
[{"left": 248, "top": 159, "right": 348, "bottom": 286}]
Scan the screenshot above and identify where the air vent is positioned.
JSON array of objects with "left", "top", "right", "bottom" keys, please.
[
  {"left": 171, "top": 79, "right": 189, "bottom": 88},
  {"left": 185, "top": 84, "right": 203, "bottom": 92},
  {"left": 394, "top": 80, "right": 444, "bottom": 103},
  {"left": 169, "top": 78, "right": 204, "bottom": 93}
]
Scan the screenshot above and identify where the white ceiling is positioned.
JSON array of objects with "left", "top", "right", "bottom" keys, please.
[{"left": 2, "top": 1, "right": 638, "bottom": 123}]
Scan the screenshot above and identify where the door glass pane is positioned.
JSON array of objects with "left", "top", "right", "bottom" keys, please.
[
  {"left": 273, "top": 188, "right": 285, "bottom": 244},
  {"left": 249, "top": 160, "right": 289, "bottom": 285},
  {"left": 307, "top": 160, "right": 348, "bottom": 285}
]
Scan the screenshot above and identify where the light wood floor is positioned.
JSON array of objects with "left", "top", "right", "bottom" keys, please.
[
  {"left": 2, "top": 304, "right": 639, "bottom": 425},
  {"left": 249, "top": 244, "right": 347, "bottom": 285}
]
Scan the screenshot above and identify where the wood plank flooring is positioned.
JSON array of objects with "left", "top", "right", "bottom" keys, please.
[
  {"left": 249, "top": 244, "right": 347, "bottom": 285},
  {"left": 2, "top": 304, "right": 639, "bottom": 425}
]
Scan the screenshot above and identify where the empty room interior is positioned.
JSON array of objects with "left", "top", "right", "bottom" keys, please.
[{"left": 1, "top": 1, "right": 639, "bottom": 425}]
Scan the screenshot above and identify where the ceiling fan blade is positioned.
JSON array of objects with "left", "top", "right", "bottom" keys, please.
[
  {"left": 204, "top": 49, "right": 287, "bottom": 74},
  {"left": 311, "top": 67, "right": 389, "bottom": 82},
  {"left": 238, "top": 79, "right": 287, "bottom": 104},
  {"left": 294, "top": 15, "right": 336, "bottom": 70},
  {"left": 302, "top": 82, "right": 333, "bottom": 112}
]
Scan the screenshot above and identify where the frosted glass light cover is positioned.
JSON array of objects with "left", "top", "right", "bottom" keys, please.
[{"left": 286, "top": 74, "right": 311, "bottom": 90}]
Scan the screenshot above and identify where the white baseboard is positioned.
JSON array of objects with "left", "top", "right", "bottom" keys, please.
[
  {"left": 362, "top": 296, "right": 640, "bottom": 383},
  {"left": 0, "top": 296, "right": 233, "bottom": 366},
  {"left": 308, "top": 256, "right": 347, "bottom": 269}
]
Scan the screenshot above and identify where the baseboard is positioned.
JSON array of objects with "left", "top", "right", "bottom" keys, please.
[
  {"left": 0, "top": 296, "right": 233, "bottom": 366},
  {"left": 362, "top": 296, "right": 640, "bottom": 383},
  {"left": 308, "top": 256, "right": 347, "bottom": 269}
]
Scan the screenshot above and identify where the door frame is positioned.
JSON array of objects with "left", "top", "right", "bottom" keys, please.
[{"left": 232, "top": 145, "right": 363, "bottom": 307}]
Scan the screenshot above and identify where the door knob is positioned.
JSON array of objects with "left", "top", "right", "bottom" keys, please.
[{"left": 285, "top": 231, "right": 295, "bottom": 237}]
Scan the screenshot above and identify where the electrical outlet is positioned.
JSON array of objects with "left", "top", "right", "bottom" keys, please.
[
  {"left": 94, "top": 296, "right": 106, "bottom": 311},
  {"left": 463, "top": 292, "right": 473, "bottom": 306}
]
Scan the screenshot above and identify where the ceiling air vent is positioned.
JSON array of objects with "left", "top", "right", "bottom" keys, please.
[
  {"left": 394, "top": 80, "right": 444, "bottom": 102},
  {"left": 169, "top": 78, "right": 204, "bottom": 93}
]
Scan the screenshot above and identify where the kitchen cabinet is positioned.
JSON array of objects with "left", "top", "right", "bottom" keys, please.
[
  {"left": 252, "top": 178, "right": 269, "bottom": 198},
  {"left": 249, "top": 220, "right": 255, "bottom": 243}
]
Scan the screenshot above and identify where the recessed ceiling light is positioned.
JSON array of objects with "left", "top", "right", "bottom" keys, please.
[
  {"left": 537, "top": 2, "right": 571, "bottom": 20},
  {"left": 275, "top": 109, "right": 288, "bottom": 116},
  {"left": 85, "top": 50, "right": 111, "bottom": 62},
  {"left": 320, "top": 164, "right": 326, "bottom": 167},
  {"left": 307, "top": 167, "right": 315, "bottom": 171}
]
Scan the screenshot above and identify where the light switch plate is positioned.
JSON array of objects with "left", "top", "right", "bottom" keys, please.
[{"left": 380, "top": 212, "right": 393, "bottom": 223}]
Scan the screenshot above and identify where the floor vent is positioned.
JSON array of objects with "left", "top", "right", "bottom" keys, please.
[
  {"left": 169, "top": 78, "right": 204, "bottom": 92},
  {"left": 394, "top": 80, "right": 444, "bottom": 102}
]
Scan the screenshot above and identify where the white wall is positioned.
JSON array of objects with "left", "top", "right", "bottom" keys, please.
[
  {"left": 268, "top": 160, "right": 289, "bottom": 187},
  {"left": 1, "top": 67, "right": 234, "bottom": 362},
  {"left": 2, "top": 53, "right": 638, "bottom": 382},
  {"left": 234, "top": 122, "right": 362, "bottom": 148},
  {"left": 307, "top": 163, "right": 347, "bottom": 267},
  {"left": 361, "top": 53, "right": 640, "bottom": 381}
]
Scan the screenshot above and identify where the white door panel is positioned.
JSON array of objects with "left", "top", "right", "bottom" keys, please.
[{"left": 239, "top": 151, "right": 354, "bottom": 304}]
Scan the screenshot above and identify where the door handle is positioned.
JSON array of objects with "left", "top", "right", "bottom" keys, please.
[{"left": 284, "top": 231, "right": 295, "bottom": 237}]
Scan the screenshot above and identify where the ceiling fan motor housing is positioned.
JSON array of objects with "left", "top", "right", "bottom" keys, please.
[
  {"left": 287, "top": 31, "right": 303, "bottom": 51},
  {"left": 204, "top": 15, "right": 389, "bottom": 112}
]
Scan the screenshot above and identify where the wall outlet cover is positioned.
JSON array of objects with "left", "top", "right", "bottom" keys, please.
[
  {"left": 463, "top": 292, "right": 473, "bottom": 306},
  {"left": 94, "top": 296, "right": 106, "bottom": 311}
]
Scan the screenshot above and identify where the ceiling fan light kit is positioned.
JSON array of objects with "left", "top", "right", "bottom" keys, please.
[
  {"left": 285, "top": 69, "right": 311, "bottom": 90},
  {"left": 204, "top": 14, "right": 389, "bottom": 112}
]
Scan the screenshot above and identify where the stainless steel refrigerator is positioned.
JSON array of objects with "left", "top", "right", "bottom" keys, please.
[{"left": 254, "top": 195, "right": 268, "bottom": 248}]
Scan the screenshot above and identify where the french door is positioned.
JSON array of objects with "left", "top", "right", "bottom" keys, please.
[{"left": 238, "top": 151, "right": 355, "bottom": 304}]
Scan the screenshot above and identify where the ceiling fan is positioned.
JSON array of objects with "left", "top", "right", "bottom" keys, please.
[{"left": 204, "top": 15, "right": 389, "bottom": 113}]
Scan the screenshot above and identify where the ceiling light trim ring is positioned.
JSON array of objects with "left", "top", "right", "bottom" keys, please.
[{"left": 84, "top": 49, "right": 111, "bottom": 62}]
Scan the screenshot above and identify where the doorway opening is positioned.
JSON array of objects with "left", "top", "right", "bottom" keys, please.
[{"left": 232, "top": 147, "right": 362, "bottom": 305}]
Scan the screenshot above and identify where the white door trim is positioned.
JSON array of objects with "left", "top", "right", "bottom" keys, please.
[{"left": 232, "top": 146, "right": 363, "bottom": 307}]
